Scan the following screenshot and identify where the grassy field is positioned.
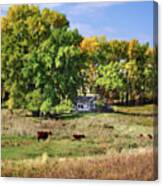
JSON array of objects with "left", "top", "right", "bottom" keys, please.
[{"left": 1, "top": 104, "right": 158, "bottom": 180}]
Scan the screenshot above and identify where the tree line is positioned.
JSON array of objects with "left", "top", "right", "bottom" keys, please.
[
  {"left": 1, "top": 5, "right": 157, "bottom": 115},
  {"left": 81, "top": 36, "right": 157, "bottom": 106}
]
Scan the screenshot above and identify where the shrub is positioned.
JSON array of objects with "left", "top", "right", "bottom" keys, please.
[
  {"left": 53, "top": 99, "right": 73, "bottom": 114},
  {"left": 26, "top": 89, "right": 42, "bottom": 112}
]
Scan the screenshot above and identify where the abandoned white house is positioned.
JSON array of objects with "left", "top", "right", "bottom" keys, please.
[{"left": 75, "top": 96, "right": 96, "bottom": 112}]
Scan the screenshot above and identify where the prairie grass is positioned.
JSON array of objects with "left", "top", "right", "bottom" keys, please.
[
  {"left": 1, "top": 104, "right": 157, "bottom": 180},
  {"left": 1, "top": 148, "right": 157, "bottom": 180}
]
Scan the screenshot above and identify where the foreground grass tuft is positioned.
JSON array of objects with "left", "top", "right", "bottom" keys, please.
[{"left": 1, "top": 148, "right": 157, "bottom": 180}]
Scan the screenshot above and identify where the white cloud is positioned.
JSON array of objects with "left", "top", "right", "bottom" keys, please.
[
  {"left": 65, "top": 2, "right": 123, "bottom": 16},
  {"left": 38, "top": 3, "right": 63, "bottom": 11},
  {"left": 70, "top": 21, "right": 117, "bottom": 38},
  {"left": 103, "top": 26, "right": 117, "bottom": 34},
  {"left": 0, "top": 2, "right": 122, "bottom": 17},
  {"left": 70, "top": 22, "right": 95, "bottom": 36}
]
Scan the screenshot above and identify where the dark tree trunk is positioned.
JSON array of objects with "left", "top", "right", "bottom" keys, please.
[{"left": 126, "top": 89, "right": 129, "bottom": 105}]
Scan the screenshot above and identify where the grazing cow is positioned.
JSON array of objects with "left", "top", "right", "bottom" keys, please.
[
  {"left": 73, "top": 133, "right": 85, "bottom": 140},
  {"left": 37, "top": 131, "right": 52, "bottom": 141},
  {"left": 139, "top": 133, "right": 153, "bottom": 140},
  {"left": 139, "top": 134, "right": 144, "bottom": 138},
  {"left": 147, "top": 134, "right": 153, "bottom": 140}
]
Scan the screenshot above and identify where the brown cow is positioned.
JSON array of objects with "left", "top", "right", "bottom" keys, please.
[
  {"left": 147, "top": 134, "right": 153, "bottom": 140},
  {"left": 73, "top": 133, "right": 86, "bottom": 140},
  {"left": 37, "top": 131, "right": 52, "bottom": 141},
  {"left": 139, "top": 134, "right": 144, "bottom": 138}
]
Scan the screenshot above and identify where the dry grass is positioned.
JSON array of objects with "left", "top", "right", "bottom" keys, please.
[
  {"left": 1, "top": 105, "right": 158, "bottom": 180},
  {"left": 1, "top": 148, "right": 157, "bottom": 180}
]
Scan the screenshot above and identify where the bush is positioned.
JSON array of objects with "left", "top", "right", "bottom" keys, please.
[
  {"left": 26, "top": 89, "right": 42, "bottom": 112},
  {"left": 40, "top": 99, "right": 52, "bottom": 113},
  {"left": 53, "top": 99, "right": 73, "bottom": 114}
]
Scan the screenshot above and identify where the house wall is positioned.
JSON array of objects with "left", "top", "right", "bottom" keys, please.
[
  {"left": 77, "top": 102, "right": 90, "bottom": 111},
  {"left": 76, "top": 102, "right": 96, "bottom": 112}
]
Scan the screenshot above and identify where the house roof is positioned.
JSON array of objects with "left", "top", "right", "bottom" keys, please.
[{"left": 76, "top": 96, "right": 96, "bottom": 103}]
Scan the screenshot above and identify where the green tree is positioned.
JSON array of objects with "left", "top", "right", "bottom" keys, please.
[
  {"left": 95, "top": 39, "right": 154, "bottom": 105},
  {"left": 96, "top": 61, "right": 126, "bottom": 103},
  {"left": 80, "top": 36, "right": 100, "bottom": 93},
  {"left": 2, "top": 5, "right": 86, "bottom": 115},
  {"left": 108, "top": 40, "right": 129, "bottom": 62},
  {"left": 144, "top": 47, "right": 157, "bottom": 102}
]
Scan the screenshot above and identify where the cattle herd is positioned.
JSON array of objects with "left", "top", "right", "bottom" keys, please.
[
  {"left": 37, "top": 131, "right": 86, "bottom": 141},
  {"left": 36, "top": 130, "right": 153, "bottom": 141}
]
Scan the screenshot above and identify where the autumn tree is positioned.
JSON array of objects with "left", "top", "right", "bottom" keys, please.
[
  {"left": 80, "top": 36, "right": 100, "bottom": 93},
  {"left": 96, "top": 61, "right": 126, "bottom": 103},
  {"left": 80, "top": 36, "right": 112, "bottom": 94},
  {"left": 144, "top": 47, "right": 158, "bottom": 103},
  {"left": 2, "top": 5, "right": 86, "bottom": 115},
  {"left": 95, "top": 38, "right": 156, "bottom": 105},
  {"left": 108, "top": 40, "right": 129, "bottom": 62}
]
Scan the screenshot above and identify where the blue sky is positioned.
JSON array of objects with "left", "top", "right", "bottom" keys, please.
[{"left": 1, "top": 1, "right": 155, "bottom": 46}]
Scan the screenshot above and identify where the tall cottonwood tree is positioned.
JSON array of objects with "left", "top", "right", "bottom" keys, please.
[
  {"left": 94, "top": 39, "right": 156, "bottom": 105},
  {"left": 2, "top": 5, "right": 86, "bottom": 114}
]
